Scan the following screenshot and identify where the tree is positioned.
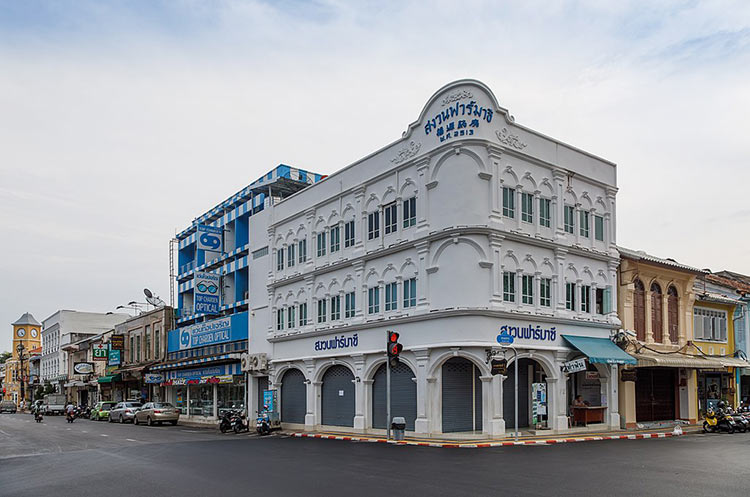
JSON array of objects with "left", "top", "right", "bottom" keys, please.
[{"left": 0, "top": 351, "right": 11, "bottom": 364}]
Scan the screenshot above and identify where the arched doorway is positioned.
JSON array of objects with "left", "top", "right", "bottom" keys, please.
[
  {"left": 667, "top": 286, "right": 679, "bottom": 343},
  {"left": 503, "top": 358, "right": 548, "bottom": 429},
  {"left": 634, "top": 279, "right": 646, "bottom": 341},
  {"left": 321, "top": 365, "right": 355, "bottom": 427},
  {"left": 372, "top": 362, "right": 417, "bottom": 430},
  {"left": 651, "top": 282, "right": 663, "bottom": 342},
  {"left": 441, "top": 357, "right": 482, "bottom": 433},
  {"left": 281, "top": 369, "right": 306, "bottom": 424}
]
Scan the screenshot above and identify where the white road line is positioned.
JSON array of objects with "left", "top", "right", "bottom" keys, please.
[
  {"left": 100, "top": 434, "right": 109, "bottom": 437},
  {"left": 125, "top": 438, "right": 138, "bottom": 442},
  {"left": 81, "top": 431, "right": 88, "bottom": 433}
]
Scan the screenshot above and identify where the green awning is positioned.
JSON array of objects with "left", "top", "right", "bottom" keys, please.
[
  {"left": 562, "top": 335, "right": 637, "bottom": 365},
  {"left": 97, "top": 374, "right": 122, "bottom": 384}
]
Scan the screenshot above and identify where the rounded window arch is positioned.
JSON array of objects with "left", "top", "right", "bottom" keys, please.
[
  {"left": 650, "top": 282, "right": 663, "bottom": 342},
  {"left": 633, "top": 278, "right": 646, "bottom": 341},
  {"left": 667, "top": 285, "right": 679, "bottom": 343}
]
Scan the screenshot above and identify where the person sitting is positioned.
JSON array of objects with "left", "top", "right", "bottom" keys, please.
[{"left": 573, "top": 395, "right": 587, "bottom": 407}]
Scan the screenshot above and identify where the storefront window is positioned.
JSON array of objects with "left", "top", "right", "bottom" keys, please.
[
  {"left": 217, "top": 383, "right": 245, "bottom": 416},
  {"left": 189, "top": 384, "right": 214, "bottom": 417},
  {"left": 174, "top": 386, "right": 187, "bottom": 414}
]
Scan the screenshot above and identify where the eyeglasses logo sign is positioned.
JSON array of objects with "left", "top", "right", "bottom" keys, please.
[{"left": 196, "top": 283, "right": 218, "bottom": 294}]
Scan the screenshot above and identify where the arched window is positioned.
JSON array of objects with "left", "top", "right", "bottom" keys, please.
[
  {"left": 651, "top": 282, "right": 663, "bottom": 343},
  {"left": 668, "top": 286, "right": 679, "bottom": 343},
  {"left": 634, "top": 279, "right": 646, "bottom": 341}
]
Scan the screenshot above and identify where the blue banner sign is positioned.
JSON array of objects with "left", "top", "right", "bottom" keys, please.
[
  {"left": 496, "top": 331, "right": 514, "bottom": 345},
  {"left": 499, "top": 324, "right": 557, "bottom": 342},
  {"left": 108, "top": 349, "right": 121, "bottom": 366},
  {"left": 167, "top": 312, "right": 248, "bottom": 352},
  {"left": 194, "top": 271, "right": 220, "bottom": 315},
  {"left": 197, "top": 225, "right": 223, "bottom": 252}
]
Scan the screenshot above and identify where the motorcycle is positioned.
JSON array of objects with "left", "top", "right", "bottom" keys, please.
[
  {"left": 727, "top": 407, "right": 749, "bottom": 433},
  {"left": 232, "top": 411, "right": 249, "bottom": 434},
  {"left": 81, "top": 405, "right": 92, "bottom": 419},
  {"left": 218, "top": 410, "right": 236, "bottom": 434},
  {"left": 34, "top": 410, "right": 43, "bottom": 423},
  {"left": 256, "top": 410, "right": 271, "bottom": 436},
  {"left": 703, "top": 408, "right": 736, "bottom": 434},
  {"left": 66, "top": 410, "right": 76, "bottom": 423}
]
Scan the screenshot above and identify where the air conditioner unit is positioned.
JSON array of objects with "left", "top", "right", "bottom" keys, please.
[
  {"left": 247, "top": 353, "right": 268, "bottom": 373},
  {"left": 240, "top": 352, "right": 250, "bottom": 372}
]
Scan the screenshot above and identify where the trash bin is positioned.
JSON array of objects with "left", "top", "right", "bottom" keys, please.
[{"left": 391, "top": 416, "right": 406, "bottom": 441}]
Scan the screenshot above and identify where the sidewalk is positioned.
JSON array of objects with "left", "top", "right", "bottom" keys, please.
[{"left": 286, "top": 425, "right": 699, "bottom": 448}]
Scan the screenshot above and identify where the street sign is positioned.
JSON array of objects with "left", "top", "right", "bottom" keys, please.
[
  {"left": 562, "top": 358, "right": 587, "bottom": 374},
  {"left": 496, "top": 332, "right": 514, "bottom": 345}
]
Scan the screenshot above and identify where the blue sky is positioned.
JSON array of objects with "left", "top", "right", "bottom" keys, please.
[{"left": 1, "top": 0, "right": 749, "bottom": 350}]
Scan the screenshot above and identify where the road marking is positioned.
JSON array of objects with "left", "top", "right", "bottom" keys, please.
[
  {"left": 100, "top": 434, "right": 109, "bottom": 437},
  {"left": 125, "top": 438, "right": 138, "bottom": 442},
  {"left": 81, "top": 431, "right": 88, "bottom": 433}
]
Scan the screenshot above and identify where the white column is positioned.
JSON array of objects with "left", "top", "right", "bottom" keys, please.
[
  {"left": 413, "top": 349, "right": 430, "bottom": 435},
  {"left": 304, "top": 360, "right": 315, "bottom": 429},
  {"left": 353, "top": 355, "right": 365, "bottom": 430}
]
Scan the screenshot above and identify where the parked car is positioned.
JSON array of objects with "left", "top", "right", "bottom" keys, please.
[
  {"left": 134, "top": 402, "right": 180, "bottom": 426},
  {"left": 90, "top": 401, "right": 118, "bottom": 421},
  {"left": 108, "top": 401, "right": 142, "bottom": 423},
  {"left": 0, "top": 400, "right": 17, "bottom": 414}
]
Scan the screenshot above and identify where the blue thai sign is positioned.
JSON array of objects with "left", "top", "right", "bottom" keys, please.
[
  {"left": 314, "top": 333, "right": 358, "bottom": 352},
  {"left": 194, "top": 271, "right": 220, "bottom": 315},
  {"left": 167, "top": 311, "right": 248, "bottom": 352},
  {"left": 196, "top": 224, "right": 223, "bottom": 252},
  {"left": 165, "top": 363, "right": 241, "bottom": 380},
  {"left": 499, "top": 324, "right": 557, "bottom": 342},
  {"left": 424, "top": 100, "right": 493, "bottom": 143},
  {"left": 108, "top": 349, "right": 121, "bottom": 366},
  {"left": 496, "top": 331, "right": 514, "bottom": 345}
]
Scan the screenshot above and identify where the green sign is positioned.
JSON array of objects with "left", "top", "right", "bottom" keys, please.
[
  {"left": 108, "top": 349, "right": 121, "bottom": 366},
  {"left": 92, "top": 343, "right": 108, "bottom": 360}
]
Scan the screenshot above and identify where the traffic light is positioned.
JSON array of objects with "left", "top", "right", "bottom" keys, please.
[{"left": 387, "top": 331, "right": 402, "bottom": 367}]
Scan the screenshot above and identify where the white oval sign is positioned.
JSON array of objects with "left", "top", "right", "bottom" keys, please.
[{"left": 74, "top": 362, "right": 94, "bottom": 374}]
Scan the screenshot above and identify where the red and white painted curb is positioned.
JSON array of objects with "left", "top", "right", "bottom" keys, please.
[{"left": 290, "top": 431, "right": 678, "bottom": 448}]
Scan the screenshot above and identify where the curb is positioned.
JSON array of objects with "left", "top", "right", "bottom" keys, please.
[{"left": 290, "top": 431, "right": 679, "bottom": 448}]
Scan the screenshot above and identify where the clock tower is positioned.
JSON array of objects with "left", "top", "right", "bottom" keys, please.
[{"left": 4, "top": 313, "right": 42, "bottom": 403}]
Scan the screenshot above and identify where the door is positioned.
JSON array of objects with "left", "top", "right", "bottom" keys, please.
[
  {"left": 281, "top": 369, "right": 306, "bottom": 424},
  {"left": 257, "top": 376, "right": 268, "bottom": 412},
  {"left": 635, "top": 368, "right": 676, "bottom": 422},
  {"left": 321, "top": 366, "right": 355, "bottom": 427},
  {"left": 503, "top": 358, "right": 531, "bottom": 429},
  {"left": 441, "top": 358, "right": 482, "bottom": 433},
  {"left": 372, "top": 363, "right": 417, "bottom": 430}
]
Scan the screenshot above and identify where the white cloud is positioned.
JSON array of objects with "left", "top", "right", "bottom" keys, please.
[{"left": 1, "top": 0, "right": 749, "bottom": 349}]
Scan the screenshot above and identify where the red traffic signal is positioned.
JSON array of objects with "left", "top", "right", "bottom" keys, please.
[{"left": 387, "top": 331, "right": 402, "bottom": 367}]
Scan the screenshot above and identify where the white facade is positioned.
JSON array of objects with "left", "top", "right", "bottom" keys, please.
[
  {"left": 40, "top": 311, "right": 128, "bottom": 385},
  {"left": 249, "top": 80, "right": 622, "bottom": 436}
]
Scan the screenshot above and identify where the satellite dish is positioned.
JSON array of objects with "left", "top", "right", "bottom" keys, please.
[{"left": 144, "top": 288, "right": 165, "bottom": 307}]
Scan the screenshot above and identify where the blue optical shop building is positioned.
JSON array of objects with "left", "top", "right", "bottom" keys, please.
[{"left": 154, "top": 165, "right": 324, "bottom": 422}]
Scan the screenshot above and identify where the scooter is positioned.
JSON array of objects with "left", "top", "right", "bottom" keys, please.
[
  {"left": 727, "top": 407, "right": 749, "bottom": 433},
  {"left": 218, "top": 409, "right": 236, "bottom": 434},
  {"left": 232, "top": 411, "right": 249, "bottom": 434},
  {"left": 703, "top": 408, "right": 735, "bottom": 434},
  {"left": 34, "top": 410, "right": 43, "bottom": 423},
  {"left": 256, "top": 410, "right": 271, "bottom": 436}
]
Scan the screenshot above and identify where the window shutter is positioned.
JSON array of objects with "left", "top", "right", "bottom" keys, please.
[{"left": 603, "top": 287, "right": 612, "bottom": 314}]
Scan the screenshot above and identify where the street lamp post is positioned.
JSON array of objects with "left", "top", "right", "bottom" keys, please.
[{"left": 16, "top": 342, "right": 27, "bottom": 406}]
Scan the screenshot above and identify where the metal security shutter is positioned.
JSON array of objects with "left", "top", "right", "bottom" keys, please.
[
  {"left": 281, "top": 369, "right": 306, "bottom": 424},
  {"left": 257, "top": 376, "right": 268, "bottom": 412},
  {"left": 372, "top": 363, "right": 417, "bottom": 430},
  {"left": 636, "top": 368, "right": 676, "bottom": 422},
  {"left": 503, "top": 358, "right": 530, "bottom": 429},
  {"left": 322, "top": 365, "right": 355, "bottom": 427},
  {"left": 441, "top": 358, "right": 482, "bottom": 433}
]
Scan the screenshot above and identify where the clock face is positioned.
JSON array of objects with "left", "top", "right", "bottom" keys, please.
[
  {"left": 17, "top": 328, "right": 26, "bottom": 338},
  {"left": 30, "top": 329, "right": 38, "bottom": 338}
]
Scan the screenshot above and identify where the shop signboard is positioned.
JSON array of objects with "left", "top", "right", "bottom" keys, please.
[
  {"left": 197, "top": 225, "right": 223, "bottom": 253},
  {"left": 263, "top": 389, "right": 277, "bottom": 413},
  {"left": 168, "top": 311, "right": 248, "bottom": 352},
  {"left": 194, "top": 271, "right": 220, "bottom": 315},
  {"left": 532, "top": 383, "right": 547, "bottom": 425},
  {"left": 491, "top": 359, "right": 508, "bottom": 376},
  {"left": 110, "top": 335, "right": 125, "bottom": 350},
  {"left": 496, "top": 331, "right": 514, "bottom": 345},
  {"left": 562, "top": 358, "right": 587, "bottom": 374},
  {"left": 108, "top": 349, "right": 121, "bottom": 366},
  {"left": 92, "top": 343, "right": 108, "bottom": 361},
  {"left": 73, "top": 362, "right": 94, "bottom": 375},
  {"left": 620, "top": 369, "right": 637, "bottom": 382},
  {"left": 144, "top": 374, "right": 164, "bottom": 384}
]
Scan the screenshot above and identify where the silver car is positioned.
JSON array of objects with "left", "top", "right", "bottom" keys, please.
[
  {"left": 108, "top": 401, "right": 142, "bottom": 423},
  {"left": 134, "top": 402, "right": 180, "bottom": 426}
]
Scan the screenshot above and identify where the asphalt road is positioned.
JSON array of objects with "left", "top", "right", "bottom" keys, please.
[{"left": 2, "top": 412, "right": 750, "bottom": 497}]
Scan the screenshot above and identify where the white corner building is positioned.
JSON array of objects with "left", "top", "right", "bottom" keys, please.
[{"left": 247, "top": 79, "right": 625, "bottom": 436}]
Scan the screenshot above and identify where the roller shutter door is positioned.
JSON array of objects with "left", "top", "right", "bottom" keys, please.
[
  {"left": 441, "top": 358, "right": 482, "bottom": 433},
  {"left": 372, "top": 363, "right": 417, "bottom": 430},
  {"left": 503, "top": 358, "right": 530, "bottom": 429},
  {"left": 257, "top": 376, "right": 268, "bottom": 411},
  {"left": 281, "top": 369, "right": 306, "bottom": 424},
  {"left": 322, "top": 365, "right": 355, "bottom": 427}
]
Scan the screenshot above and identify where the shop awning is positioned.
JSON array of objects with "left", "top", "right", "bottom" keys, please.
[
  {"left": 97, "top": 374, "right": 122, "bottom": 384},
  {"left": 630, "top": 351, "right": 725, "bottom": 369},
  {"left": 717, "top": 357, "right": 750, "bottom": 369},
  {"left": 562, "top": 335, "right": 637, "bottom": 365},
  {"left": 151, "top": 353, "right": 237, "bottom": 371}
]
